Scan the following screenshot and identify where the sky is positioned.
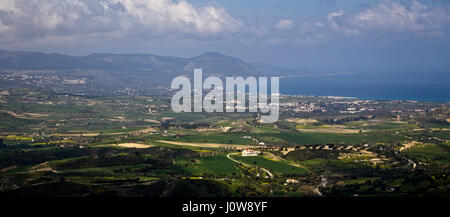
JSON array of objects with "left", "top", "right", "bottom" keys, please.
[{"left": 1, "top": 0, "right": 450, "bottom": 75}]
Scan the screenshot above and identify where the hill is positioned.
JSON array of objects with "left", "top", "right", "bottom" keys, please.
[{"left": 0, "top": 50, "right": 300, "bottom": 95}]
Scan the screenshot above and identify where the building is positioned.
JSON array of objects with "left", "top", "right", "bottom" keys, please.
[
  {"left": 286, "top": 179, "right": 299, "bottom": 183},
  {"left": 242, "top": 149, "right": 260, "bottom": 157}
]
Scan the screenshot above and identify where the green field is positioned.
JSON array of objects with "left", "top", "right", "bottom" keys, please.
[
  {"left": 175, "top": 154, "right": 242, "bottom": 176},
  {"left": 299, "top": 158, "right": 331, "bottom": 165},
  {"left": 234, "top": 155, "right": 307, "bottom": 174},
  {"left": 425, "top": 122, "right": 450, "bottom": 129},
  {"left": 263, "top": 132, "right": 408, "bottom": 145},
  {"left": 404, "top": 143, "right": 450, "bottom": 163},
  {"left": 163, "top": 134, "right": 254, "bottom": 145}
]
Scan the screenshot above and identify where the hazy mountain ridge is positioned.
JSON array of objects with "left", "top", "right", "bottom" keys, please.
[
  {"left": 0, "top": 50, "right": 302, "bottom": 95},
  {"left": 0, "top": 50, "right": 294, "bottom": 77}
]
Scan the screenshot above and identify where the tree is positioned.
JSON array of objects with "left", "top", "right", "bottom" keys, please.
[{"left": 0, "top": 138, "right": 3, "bottom": 146}]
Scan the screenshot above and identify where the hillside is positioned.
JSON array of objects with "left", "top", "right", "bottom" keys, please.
[{"left": 0, "top": 50, "right": 300, "bottom": 95}]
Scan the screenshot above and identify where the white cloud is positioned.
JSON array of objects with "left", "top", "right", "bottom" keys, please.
[
  {"left": 268, "top": 1, "right": 450, "bottom": 45},
  {"left": 112, "top": 0, "right": 242, "bottom": 35},
  {"left": 326, "top": 10, "right": 360, "bottom": 36},
  {"left": 0, "top": 0, "right": 243, "bottom": 46},
  {"left": 329, "top": 0, "right": 450, "bottom": 36},
  {"left": 0, "top": 0, "right": 449, "bottom": 50},
  {"left": 327, "top": 10, "right": 344, "bottom": 26},
  {"left": 276, "top": 19, "right": 293, "bottom": 30}
]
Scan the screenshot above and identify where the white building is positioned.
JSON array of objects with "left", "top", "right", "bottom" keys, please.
[
  {"left": 286, "top": 179, "right": 299, "bottom": 184},
  {"left": 242, "top": 149, "right": 260, "bottom": 157}
]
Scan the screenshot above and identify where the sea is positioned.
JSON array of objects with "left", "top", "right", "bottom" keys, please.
[{"left": 280, "top": 73, "right": 450, "bottom": 102}]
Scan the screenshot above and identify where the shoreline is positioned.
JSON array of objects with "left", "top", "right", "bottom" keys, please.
[{"left": 280, "top": 93, "right": 450, "bottom": 103}]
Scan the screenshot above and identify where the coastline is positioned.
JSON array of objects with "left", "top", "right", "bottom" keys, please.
[{"left": 280, "top": 93, "right": 450, "bottom": 103}]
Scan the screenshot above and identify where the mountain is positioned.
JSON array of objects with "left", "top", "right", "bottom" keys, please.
[
  {"left": 0, "top": 50, "right": 282, "bottom": 76},
  {"left": 0, "top": 50, "right": 299, "bottom": 95}
]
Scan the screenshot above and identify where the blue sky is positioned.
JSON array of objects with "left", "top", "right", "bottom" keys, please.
[{"left": 1, "top": 0, "right": 450, "bottom": 77}]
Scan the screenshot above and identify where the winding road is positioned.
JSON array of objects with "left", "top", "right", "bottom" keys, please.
[{"left": 226, "top": 153, "right": 274, "bottom": 179}]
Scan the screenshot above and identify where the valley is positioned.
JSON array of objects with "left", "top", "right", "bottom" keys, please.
[{"left": 0, "top": 87, "right": 448, "bottom": 197}]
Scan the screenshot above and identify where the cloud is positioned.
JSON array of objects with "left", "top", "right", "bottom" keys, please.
[
  {"left": 0, "top": 0, "right": 243, "bottom": 46},
  {"left": 265, "top": 1, "right": 450, "bottom": 46},
  {"left": 112, "top": 0, "right": 242, "bottom": 36},
  {"left": 326, "top": 10, "right": 360, "bottom": 36},
  {"left": 328, "top": 0, "right": 450, "bottom": 36},
  {"left": 276, "top": 19, "right": 293, "bottom": 30},
  {"left": 0, "top": 0, "right": 449, "bottom": 50}
]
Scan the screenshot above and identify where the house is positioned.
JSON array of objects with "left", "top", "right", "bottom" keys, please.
[
  {"left": 242, "top": 149, "right": 260, "bottom": 156},
  {"left": 286, "top": 179, "right": 299, "bottom": 184}
]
